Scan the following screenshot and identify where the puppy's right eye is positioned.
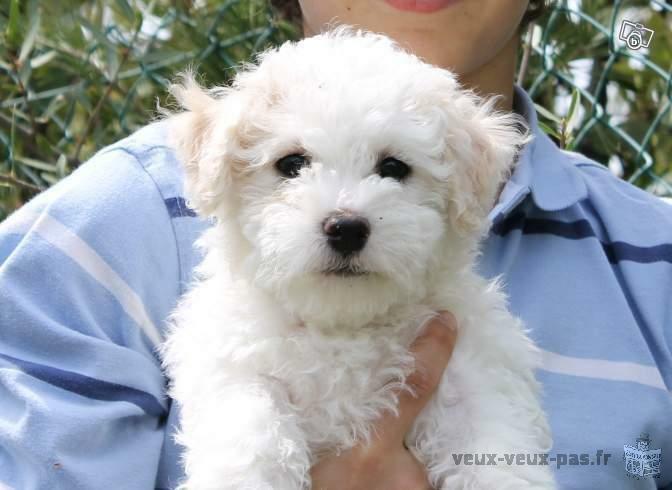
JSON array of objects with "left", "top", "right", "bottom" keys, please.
[{"left": 275, "top": 154, "right": 310, "bottom": 179}]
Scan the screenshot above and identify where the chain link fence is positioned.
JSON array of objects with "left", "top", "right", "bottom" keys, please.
[
  {"left": 1, "top": 0, "right": 670, "bottom": 220},
  {"left": 523, "top": 0, "right": 670, "bottom": 196}
]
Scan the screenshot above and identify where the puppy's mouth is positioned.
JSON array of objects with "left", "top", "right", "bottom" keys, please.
[{"left": 322, "top": 265, "right": 369, "bottom": 277}]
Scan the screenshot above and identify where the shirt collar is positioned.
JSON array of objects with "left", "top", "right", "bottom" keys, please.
[{"left": 488, "top": 85, "right": 588, "bottom": 224}]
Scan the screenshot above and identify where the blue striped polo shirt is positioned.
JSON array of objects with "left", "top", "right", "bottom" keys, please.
[{"left": 0, "top": 86, "right": 670, "bottom": 490}]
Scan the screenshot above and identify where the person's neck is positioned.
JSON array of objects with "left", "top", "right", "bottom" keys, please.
[
  {"left": 457, "top": 34, "right": 519, "bottom": 113},
  {"left": 300, "top": 21, "right": 519, "bottom": 111},
  {"left": 301, "top": 21, "right": 519, "bottom": 114}
]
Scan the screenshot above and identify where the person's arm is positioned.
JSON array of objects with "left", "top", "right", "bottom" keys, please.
[
  {"left": 310, "top": 312, "right": 457, "bottom": 490},
  {"left": 0, "top": 146, "right": 181, "bottom": 489}
]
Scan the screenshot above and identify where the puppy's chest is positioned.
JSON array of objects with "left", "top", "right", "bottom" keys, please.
[{"left": 269, "top": 330, "right": 416, "bottom": 452}]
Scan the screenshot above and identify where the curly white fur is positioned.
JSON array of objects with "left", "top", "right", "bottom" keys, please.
[{"left": 159, "top": 26, "right": 556, "bottom": 490}]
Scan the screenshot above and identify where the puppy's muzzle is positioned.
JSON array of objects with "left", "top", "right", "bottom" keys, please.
[{"left": 323, "top": 212, "right": 370, "bottom": 256}]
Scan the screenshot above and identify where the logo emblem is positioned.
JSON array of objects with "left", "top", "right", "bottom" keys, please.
[
  {"left": 618, "top": 20, "right": 655, "bottom": 50},
  {"left": 623, "top": 434, "right": 661, "bottom": 479}
]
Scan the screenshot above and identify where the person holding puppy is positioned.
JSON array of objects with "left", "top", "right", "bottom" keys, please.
[{"left": 0, "top": 1, "right": 670, "bottom": 490}]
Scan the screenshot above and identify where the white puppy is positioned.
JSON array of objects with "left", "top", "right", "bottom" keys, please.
[{"left": 160, "top": 25, "right": 555, "bottom": 490}]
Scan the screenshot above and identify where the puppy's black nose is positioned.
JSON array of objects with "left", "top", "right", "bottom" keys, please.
[{"left": 323, "top": 214, "right": 370, "bottom": 256}]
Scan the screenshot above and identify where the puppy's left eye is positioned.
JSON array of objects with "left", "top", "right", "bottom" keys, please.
[
  {"left": 275, "top": 154, "right": 310, "bottom": 179},
  {"left": 377, "top": 157, "right": 411, "bottom": 181}
]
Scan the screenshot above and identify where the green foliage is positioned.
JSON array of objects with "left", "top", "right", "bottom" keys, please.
[
  {"left": 0, "top": 0, "right": 299, "bottom": 220},
  {"left": 524, "top": 0, "right": 672, "bottom": 196},
  {"left": 534, "top": 88, "right": 582, "bottom": 151},
  {"left": 0, "top": 0, "right": 670, "bottom": 221}
]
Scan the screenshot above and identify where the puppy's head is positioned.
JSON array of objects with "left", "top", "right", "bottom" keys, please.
[{"left": 168, "top": 26, "right": 528, "bottom": 328}]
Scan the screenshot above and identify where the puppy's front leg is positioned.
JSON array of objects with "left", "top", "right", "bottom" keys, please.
[
  {"left": 410, "top": 359, "right": 556, "bottom": 489},
  {"left": 175, "top": 377, "right": 311, "bottom": 490}
]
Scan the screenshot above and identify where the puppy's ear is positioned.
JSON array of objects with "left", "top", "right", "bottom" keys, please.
[
  {"left": 167, "top": 72, "right": 242, "bottom": 218},
  {"left": 443, "top": 90, "right": 530, "bottom": 237}
]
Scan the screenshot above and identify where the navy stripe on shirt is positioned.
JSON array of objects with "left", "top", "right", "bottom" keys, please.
[
  {"left": 164, "top": 197, "right": 197, "bottom": 218},
  {"left": 0, "top": 352, "right": 166, "bottom": 418},
  {"left": 164, "top": 196, "right": 672, "bottom": 265},
  {"left": 492, "top": 212, "right": 672, "bottom": 265}
]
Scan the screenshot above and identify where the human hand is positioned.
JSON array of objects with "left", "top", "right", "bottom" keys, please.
[{"left": 309, "top": 311, "right": 458, "bottom": 490}]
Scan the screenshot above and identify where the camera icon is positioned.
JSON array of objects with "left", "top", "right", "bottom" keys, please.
[{"left": 618, "top": 20, "right": 654, "bottom": 50}]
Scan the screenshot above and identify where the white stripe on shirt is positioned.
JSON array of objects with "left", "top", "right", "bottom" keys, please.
[
  {"left": 7, "top": 211, "right": 163, "bottom": 346},
  {"left": 4, "top": 211, "right": 668, "bottom": 391},
  {"left": 540, "top": 348, "right": 667, "bottom": 391}
]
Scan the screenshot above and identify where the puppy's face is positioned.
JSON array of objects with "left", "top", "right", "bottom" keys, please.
[{"left": 169, "top": 27, "right": 527, "bottom": 327}]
